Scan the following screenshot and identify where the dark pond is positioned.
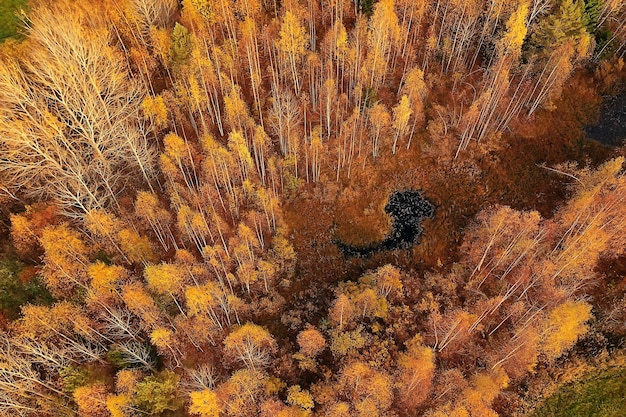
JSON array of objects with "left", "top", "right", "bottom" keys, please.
[
  {"left": 584, "top": 92, "right": 626, "bottom": 146},
  {"left": 337, "top": 190, "right": 434, "bottom": 257}
]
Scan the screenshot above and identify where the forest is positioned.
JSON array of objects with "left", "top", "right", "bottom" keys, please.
[{"left": 0, "top": 0, "right": 625, "bottom": 416}]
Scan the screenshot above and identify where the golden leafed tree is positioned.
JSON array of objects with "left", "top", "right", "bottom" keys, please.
[
  {"left": 223, "top": 323, "right": 278, "bottom": 370},
  {"left": 540, "top": 300, "right": 592, "bottom": 360},
  {"left": 189, "top": 389, "right": 221, "bottom": 417},
  {"left": 396, "top": 335, "right": 435, "bottom": 409}
]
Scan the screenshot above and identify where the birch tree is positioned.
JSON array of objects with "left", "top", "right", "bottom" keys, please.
[{"left": 0, "top": 2, "right": 156, "bottom": 215}]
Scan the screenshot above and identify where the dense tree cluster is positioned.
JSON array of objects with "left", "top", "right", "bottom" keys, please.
[{"left": 0, "top": 0, "right": 625, "bottom": 416}]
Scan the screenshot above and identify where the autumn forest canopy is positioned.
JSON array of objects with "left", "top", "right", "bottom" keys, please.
[{"left": 0, "top": 0, "right": 626, "bottom": 416}]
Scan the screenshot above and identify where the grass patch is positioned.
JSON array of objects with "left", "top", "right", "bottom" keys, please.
[
  {"left": 529, "top": 367, "right": 626, "bottom": 417},
  {"left": 0, "top": 0, "right": 27, "bottom": 42}
]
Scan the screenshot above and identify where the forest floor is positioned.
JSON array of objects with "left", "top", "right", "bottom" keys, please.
[
  {"left": 284, "top": 67, "right": 622, "bottom": 292},
  {"left": 279, "top": 68, "right": 625, "bottom": 339}
]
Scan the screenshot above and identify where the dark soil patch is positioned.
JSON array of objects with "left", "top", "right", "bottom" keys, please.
[{"left": 585, "top": 92, "right": 626, "bottom": 146}]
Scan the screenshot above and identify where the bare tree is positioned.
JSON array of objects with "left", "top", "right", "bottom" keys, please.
[
  {"left": 0, "top": 333, "right": 73, "bottom": 417},
  {"left": 0, "top": 2, "right": 156, "bottom": 216},
  {"left": 117, "top": 341, "right": 157, "bottom": 371}
]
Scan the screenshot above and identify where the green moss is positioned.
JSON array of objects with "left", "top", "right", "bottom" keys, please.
[
  {"left": 530, "top": 368, "right": 626, "bottom": 417},
  {"left": 0, "top": 255, "right": 53, "bottom": 320},
  {"left": 361, "top": 86, "right": 378, "bottom": 109},
  {"left": 106, "top": 348, "right": 129, "bottom": 369},
  {"left": 60, "top": 366, "right": 90, "bottom": 394},
  {"left": 358, "top": 0, "right": 376, "bottom": 17},
  {"left": 0, "top": 0, "right": 27, "bottom": 42}
]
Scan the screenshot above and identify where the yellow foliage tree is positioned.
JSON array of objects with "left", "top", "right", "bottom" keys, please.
[
  {"left": 115, "top": 369, "right": 143, "bottom": 393},
  {"left": 217, "top": 369, "right": 265, "bottom": 417},
  {"left": 122, "top": 283, "right": 161, "bottom": 330},
  {"left": 189, "top": 389, "right": 221, "bottom": 417},
  {"left": 9, "top": 204, "right": 58, "bottom": 256},
  {"left": 366, "top": 0, "right": 401, "bottom": 88},
  {"left": 106, "top": 394, "right": 132, "bottom": 417},
  {"left": 73, "top": 383, "right": 110, "bottom": 417},
  {"left": 391, "top": 95, "right": 412, "bottom": 154},
  {"left": 151, "top": 327, "right": 179, "bottom": 363},
  {"left": 461, "top": 368, "right": 508, "bottom": 416},
  {"left": 278, "top": 11, "right": 308, "bottom": 93},
  {"left": 338, "top": 361, "right": 393, "bottom": 414},
  {"left": 286, "top": 385, "right": 314, "bottom": 410},
  {"left": 88, "top": 261, "right": 127, "bottom": 301},
  {"left": 118, "top": 228, "right": 156, "bottom": 264},
  {"left": 329, "top": 294, "right": 355, "bottom": 330},
  {"left": 145, "top": 263, "right": 187, "bottom": 296},
  {"left": 540, "top": 300, "right": 592, "bottom": 359},
  {"left": 374, "top": 264, "right": 403, "bottom": 298},
  {"left": 223, "top": 323, "right": 278, "bottom": 370},
  {"left": 39, "top": 223, "right": 89, "bottom": 297},
  {"left": 396, "top": 335, "right": 435, "bottom": 409},
  {"left": 142, "top": 94, "right": 169, "bottom": 129},
  {"left": 297, "top": 327, "right": 327, "bottom": 357}
]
